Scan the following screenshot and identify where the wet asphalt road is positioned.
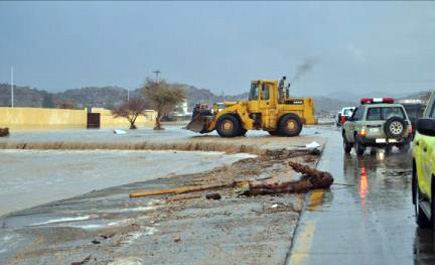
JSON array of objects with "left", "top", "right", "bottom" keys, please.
[{"left": 289, "top": 127, "right": 435, "bottom": 265}]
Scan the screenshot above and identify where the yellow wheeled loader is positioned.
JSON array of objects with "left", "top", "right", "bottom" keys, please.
[{"left": 186, "top": 80, "right": 317, "bottom": 137}]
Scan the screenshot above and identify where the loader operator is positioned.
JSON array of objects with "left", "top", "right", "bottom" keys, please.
[
  {"left": 192, "top": 104, "right": 200, "bottom": 119},
  {"left": 278, "top": 76, "right": 286, "bottom": 103}
]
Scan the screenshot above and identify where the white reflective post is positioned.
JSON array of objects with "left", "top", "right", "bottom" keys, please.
[{"left": 10, "top": 66, "right": 14, "bottom": 108}]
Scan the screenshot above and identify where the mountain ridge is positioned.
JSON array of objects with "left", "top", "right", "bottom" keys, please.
[{"left": 0, "top": 83, "right": 429, "bottom": 113}]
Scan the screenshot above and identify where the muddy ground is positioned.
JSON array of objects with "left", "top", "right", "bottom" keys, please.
[{"left": 0, "top": 127, "right": 325, "bottom": 265}]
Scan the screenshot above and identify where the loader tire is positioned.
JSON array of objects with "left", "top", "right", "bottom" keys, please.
[
  {"left": 268, "top": 130, "right": 281, "bottom": 136},
  {"left": 279, "top": 114, "right": 303, "bottom": 137},
  {"left": 217, "top": 114, "right": 242, "bottom": 138}
]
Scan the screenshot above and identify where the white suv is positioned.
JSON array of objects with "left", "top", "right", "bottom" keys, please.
[{"left": 342, "top": 98, "right": 412, "bottom": 155}]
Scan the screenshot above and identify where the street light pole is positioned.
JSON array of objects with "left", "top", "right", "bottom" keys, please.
[
  {"left": 10, "top": 66, "right": 14, "bottom": 108},
  {"left": 152, "top": 70, "right": 161, "bottom": 83}
]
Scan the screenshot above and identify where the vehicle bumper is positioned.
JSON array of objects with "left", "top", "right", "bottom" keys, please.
[{"left": 359, "top": 137, "right": 408, "bottom": 146}]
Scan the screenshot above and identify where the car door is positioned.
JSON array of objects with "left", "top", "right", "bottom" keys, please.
[
  {"left": 259, "top": 82, "right": 275, "bottom": 129},
  {"left": 416, "top": 92, "right": 435, "bottom": 196},
  {"left": 345, "top": 107, "right": 364, "bottom": 143},
  {"left": 423, "top": 95, "right": 435, "bottom": 196}
]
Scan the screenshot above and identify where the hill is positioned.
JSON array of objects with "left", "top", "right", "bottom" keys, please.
[
  {"left": 0, "top": 84, "right": 49, "bottom": 108},
  {"left": 0, "top": 82, "right": 429, "bottom": 114},
  {"left": 56, "top": 86, "right": 131, "bottom": 109}
]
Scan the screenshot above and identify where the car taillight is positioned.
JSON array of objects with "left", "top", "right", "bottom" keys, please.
[
  {"left": 359, "top": 129, "right": 367, "bottom": 136},
  {"left": 341, "top": 116, "right": 347, "bottom": 124}
]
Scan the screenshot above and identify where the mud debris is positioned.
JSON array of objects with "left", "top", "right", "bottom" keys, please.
[
  {"left": 0, "top": 128, "right": 9, "bottom": 137},
  {"left": 71, "top": 255, "right": 92, "bottom": 265},
  {"left": 240, "top": 161, "right": 333, "bottom": 196},
  {"left": 100, "top": 233, "right": 115, "bottom": 239},
  {"left": 130, "top": 160, "right": 333, "bottom": 199},
  {"left": 205, "top": 193, "right": 222, "bottom": 200}
]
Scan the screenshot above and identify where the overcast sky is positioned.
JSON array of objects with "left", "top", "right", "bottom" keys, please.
[{"left": 1, "top": 1, "right": 435, "bottom": 96}]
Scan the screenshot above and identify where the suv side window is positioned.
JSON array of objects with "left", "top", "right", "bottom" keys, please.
[
  {"left": 352, "top": 107, "right": 365, "bottom": 121},
  {"left": 383, "top": 107, "right": 405, "bottom": 120},
  {"left": 367, "top": 107, "right": 381, "bottom": 121}
]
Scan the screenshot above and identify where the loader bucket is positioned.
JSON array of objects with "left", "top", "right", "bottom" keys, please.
[{"left": 186, "top": 113, "right": 214, "bottom": 133}]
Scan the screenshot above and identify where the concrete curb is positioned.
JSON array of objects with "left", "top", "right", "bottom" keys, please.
[{"left": 284, "top": 139, "right": 328, "bottom": 265}]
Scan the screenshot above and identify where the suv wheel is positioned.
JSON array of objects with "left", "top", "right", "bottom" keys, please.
[
  {"left": 384, "top": 117, "right": 406, "bottom": 139},
  {"left": 414, "top": 175, "right": 432, "bottom": 228},
  {"left": 343, "top": 136, "right": 352, "bottom": 154},
  {"left": 354, "top": 136, "right": 365, "bottom": 156}
]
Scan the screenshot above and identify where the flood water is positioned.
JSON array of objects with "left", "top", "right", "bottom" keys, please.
[{"left": 0, "top": 149, "right": 254, "bottom": 216}]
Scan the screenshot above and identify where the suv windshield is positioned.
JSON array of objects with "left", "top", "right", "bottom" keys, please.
[
  {"left": 342, "top": 108, "right": 354, "bottom": 116},
  {"left": 352, "top": 107, "right": 364, "bottom": 121},
  {"left": 367, "top": 107, "right": 406, "bottom": 121}
]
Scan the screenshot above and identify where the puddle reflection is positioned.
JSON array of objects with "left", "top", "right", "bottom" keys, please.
[
  {"left": 343, "top": 150, "right": 412, "bottom": 223},
  {"left": 358, "top": 163, "right": 369, "bottom": 218}
]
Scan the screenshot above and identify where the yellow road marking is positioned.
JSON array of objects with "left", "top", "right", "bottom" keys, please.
[
  {"left": 289, "top": 189, "right": 323, "bottom": 265},
  {"left": 307, "top": 189, "right": 324, "bottom": 211}
]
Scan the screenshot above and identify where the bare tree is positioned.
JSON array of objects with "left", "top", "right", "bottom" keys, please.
[
  {"left": 112, "top": 97, "right": 148, "bottom": 129},
  {"left": 141, "top": 78, "right": 185, "bottom": 130}
]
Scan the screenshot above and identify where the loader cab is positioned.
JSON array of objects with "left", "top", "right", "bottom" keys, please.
[
  {"left": 248, "top": 80, "right": 279, "bottom": 129},
  {"left": 248, "top": 81, "right": 278, "bottom": 112}
]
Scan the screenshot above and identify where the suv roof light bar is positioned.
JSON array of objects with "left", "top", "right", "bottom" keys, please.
[{"left": 361, "top": 97, "right": 394, "bottom": 105}]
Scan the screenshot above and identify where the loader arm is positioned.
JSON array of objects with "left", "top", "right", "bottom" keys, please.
[{"left": 207, "top": 103, "right": 254, "bottom": 131}]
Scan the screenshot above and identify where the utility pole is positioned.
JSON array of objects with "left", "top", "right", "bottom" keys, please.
[
  {"left": 10, "top": 66, "right": 14, "bottom": 108},
  {"left": 127, "top": 88, "right": 130, "bottom": 102},
  {"left": 152, "top": 70, "right": 161, "bottom": 83}
]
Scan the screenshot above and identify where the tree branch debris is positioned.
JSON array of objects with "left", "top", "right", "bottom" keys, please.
[{"left": 129, "top": 161, "right": 333, "bottom": 199}]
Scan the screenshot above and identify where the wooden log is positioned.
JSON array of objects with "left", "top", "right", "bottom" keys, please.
[
  {"left": 241, "top": 161, "right": 333, "bottom": 196},
  {"left": 129, "top": 182, "right": 239, "bottom": 198},
  {"left": 129, "top": 162, "right": 333, "bottom": 198}
]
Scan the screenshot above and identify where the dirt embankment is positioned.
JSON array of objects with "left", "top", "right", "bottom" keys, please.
[{"left": 0, "top": 140, "right": 263, "bottom": 155}]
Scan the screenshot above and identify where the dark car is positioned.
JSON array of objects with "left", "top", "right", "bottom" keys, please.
[{"left": 402, "top": 103, "right": 425, "bottom": 138}]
